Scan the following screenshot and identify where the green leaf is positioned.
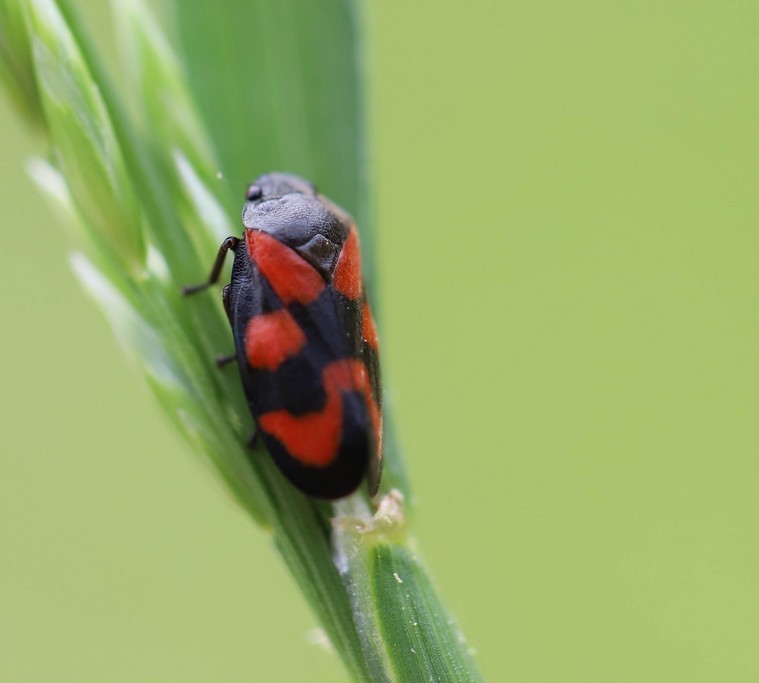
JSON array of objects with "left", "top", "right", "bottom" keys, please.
[
  {"left": 0, "top": 0, "right": 44, "bottom": 126},
  {"left": 170, "top": 1, "right": 368, "bottom": 231},
  {"left": 334, "top": 493, "right": 483, "bottom": 682},
  {"left": 26, "top": 0, "right": 145, "bottom": 270},
  {"left": 112, "top": 0, "right": 217, "bottom": 182},
  {"left": 370, "top": 543, "right": 483, "bottom": 682},
  {"left": 112, "top": 0, "right": 234, "bottom": 276}
]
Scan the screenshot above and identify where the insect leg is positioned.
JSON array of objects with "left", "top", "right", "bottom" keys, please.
[
  {"left": 182, "top": 236, "right": 240, "bottom": 295},
  {"left": 215, "top": 354, "right": 237, "bottom": 368}
]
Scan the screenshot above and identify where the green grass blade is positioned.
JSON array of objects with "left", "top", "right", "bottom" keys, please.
[
  {"left": 26, "top": 0, "right": 145, "bottom": 271},
  {"left": 370, "top": 544, "right": 482, "bottom": 682},
  {"left": 335, "top": 495, "right": 484, "bottom": 682},
  {"left": 170, "top": 1, "right": 365, "bottom": 222},
  {"left": 112, "top": 0, "right": 218, "bottom": 186},
  {"left": 0, "top": 0, "right": 44, "bottom": 126}
]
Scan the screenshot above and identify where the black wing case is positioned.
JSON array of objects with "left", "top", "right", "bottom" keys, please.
[{"left": 229, "top": 219, "right": 378, "bottom": 499}]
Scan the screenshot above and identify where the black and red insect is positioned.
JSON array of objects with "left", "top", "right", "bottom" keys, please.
[{"left": 184, "top": 173, "right": 382, "bottom": 499}]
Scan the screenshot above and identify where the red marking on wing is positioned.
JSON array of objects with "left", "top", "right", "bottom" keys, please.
[
  {"left": 259, "top": 359, "right": 381, "bottom": 468},
  {"left": 245, "top": 309, "right": 306, "bottom": 370},
  {"left": 362, "top": 301, "right": 379, "bottom": 351},
  {"left": 246, "top": 229, "right": 325, "bottom": 305},
  {"left": 332, "top": 226, "right": 362, "bottom": 300}
]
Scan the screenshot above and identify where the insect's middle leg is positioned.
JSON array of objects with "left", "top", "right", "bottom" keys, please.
[
  {"left": 215, "top": 354, "right": 237, "bottom": 368},
  {"left": 182, "top": 236, "right": 240, "bottom": 295}
]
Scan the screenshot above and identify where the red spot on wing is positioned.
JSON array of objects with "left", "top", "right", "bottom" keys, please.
[
  {"left": 362, "top": 301, "right": 379, "bottom": 350},
  {"left": 259, "top": 359, "right": 381, "bottom": 468},
  {"left": 332, "top": 226, "right": 362, "bottom": 300},
  {"left": 246, "top": 229, "right": 325, "bottom": 305},
  {"left": 245, "top": 309, "right": 306, "bottom": 370}
]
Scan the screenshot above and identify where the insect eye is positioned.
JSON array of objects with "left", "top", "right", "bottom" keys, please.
[{"left": 246, "top": 184, "right": 263, "bottom": 201}]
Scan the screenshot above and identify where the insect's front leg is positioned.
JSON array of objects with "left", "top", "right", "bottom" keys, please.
[{"left": 182, "top": 236, "right": 240, "bottom": 295}]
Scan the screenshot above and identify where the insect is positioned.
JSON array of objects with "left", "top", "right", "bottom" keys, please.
[{"left": 184, "top": 173, "right": 382, "bottom": 499}]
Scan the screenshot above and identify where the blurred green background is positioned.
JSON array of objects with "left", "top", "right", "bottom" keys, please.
[{"left": 3, "top": 1, "right": 759, "bottom": 681}]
